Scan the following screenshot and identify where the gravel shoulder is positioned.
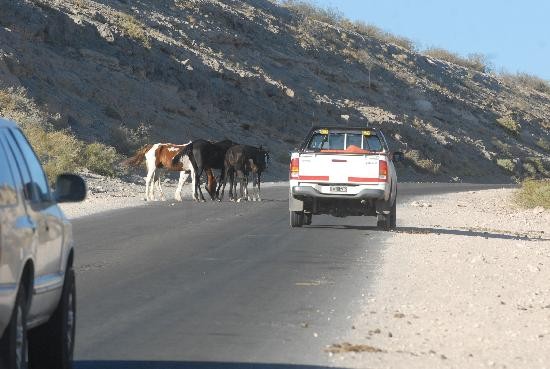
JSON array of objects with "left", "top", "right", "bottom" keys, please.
[
  {"left": 329, "top": 188, "right": 550, "bottom": 369},
  {"left": 59, "top": 172, "right": 284, "bottom": 219}
]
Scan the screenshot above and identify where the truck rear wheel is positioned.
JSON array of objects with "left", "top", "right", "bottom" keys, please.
[
  {"left": 303, "top": 213, "right": 312, "bottom": 225},
  {"left": 290, "top": 211, "right": 304, "bottom": 228},
  {"left": 377, "top": 198, "right": 396, "bottom": 231}
]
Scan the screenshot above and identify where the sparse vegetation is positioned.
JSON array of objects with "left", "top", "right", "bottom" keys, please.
[
  {"left": 496, "top": 115, "right": 521, "bottom": 136},
  {"left": 496, "top": 158, "right": 515, "bottom": 173},
  {"left": 109, "top": 122, "right": 151, "bottom": 155},
  {"left": 0, "top": 87, "right": 121, "bottom": 182},
  {"left": 424, "top": 48, "right": 490, "bottom": 73},
  {"left": 282, "top": 0, "right": 416, "bottom": 51},
  {"left": 501, "top": 72, "right": 550, "bottom": 95},
  {"left": 116, "top": 12, "right": 150, "bottom": 48},
  {"left": 405, "top": 150, "right": 441, "bottom": 174},
  {"left": 516, "top": 179, "right": 550, "bottom": 209},
  {"left": 535, "top": 138, "right": 550, "bottom": 153}
]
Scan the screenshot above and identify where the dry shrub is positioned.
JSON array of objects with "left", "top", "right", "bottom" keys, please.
[
  {"left": 0, "top": 87, "right": 121, "bottom": 181},
  {"left": 516, "top": 179, "right": 550, "bottom": 209},
  {"left": 424, "top": 48, "right": 490, "bottom": 73},
  {"left": 405, "top": 150, "right": 441, "bottom": 174},
  {"left": 116, "top": 12, "right": 150, "bottom": 48},
  {"left": 501, "top": 72, "right": 550, "bottom": 95},
  {"left": 109, "top": 122, "right": 151, "bottom": 155},
  {"left": 282, "top": 0, "right": 416, "bottom": 51}
]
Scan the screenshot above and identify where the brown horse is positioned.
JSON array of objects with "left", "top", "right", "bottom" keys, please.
[{"left": 124, "top": 143, "right": 216, "bottom": 201}]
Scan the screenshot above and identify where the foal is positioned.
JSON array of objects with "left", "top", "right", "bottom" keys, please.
[{"left": 220, "top": 145, "right": 269, "bottom": 202}]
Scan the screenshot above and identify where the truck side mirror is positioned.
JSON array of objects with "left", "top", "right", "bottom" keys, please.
[{"left": 392, "top": 151, "right": 405, "bottom": 162}]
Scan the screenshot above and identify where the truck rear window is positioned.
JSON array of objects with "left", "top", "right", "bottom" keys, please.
[{"left": 307, "top": 132, "right": 383, "bottom": 152}]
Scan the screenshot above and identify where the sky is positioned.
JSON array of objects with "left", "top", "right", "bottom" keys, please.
[{"left": 313, "top": 0, "right": 550, "bottom": 80}]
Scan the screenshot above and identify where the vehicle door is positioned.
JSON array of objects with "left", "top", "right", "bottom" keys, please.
[
  {"left": 0, "top": 131, "right": 35, "bottom": 318},
  {"left": 3, "top": 129, "right": 64, "bottom": 294}
]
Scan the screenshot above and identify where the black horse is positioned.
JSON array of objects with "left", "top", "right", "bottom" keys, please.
[
  {"left": 220, "top": 145, "right": 269, "bottom": 202},
  {"left": 173, "top": 139, "right": 235, "bottom": 201}
]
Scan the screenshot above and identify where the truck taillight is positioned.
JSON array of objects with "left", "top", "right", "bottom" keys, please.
[
  {"left": 290, "top": 158, "right": 299, "bottom": 179},
  {"left": 379, "top": 160, "right": 388, "bottom": 181}
]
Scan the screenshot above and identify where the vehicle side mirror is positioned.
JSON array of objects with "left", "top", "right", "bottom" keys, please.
[
  {"left": 392, "top": 151, "right": 405, "bottom": 162},
  {"left": 54, "top": 174, "right": 87, "bottom": 203}
]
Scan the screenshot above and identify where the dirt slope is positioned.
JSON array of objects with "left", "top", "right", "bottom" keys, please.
[{"left": 0, "top": 0, "right": 548, "bottom": 180}]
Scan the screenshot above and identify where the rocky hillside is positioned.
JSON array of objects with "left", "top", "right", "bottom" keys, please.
[{"left": 0, "top": 0, "right": 548, "bottom": 181}]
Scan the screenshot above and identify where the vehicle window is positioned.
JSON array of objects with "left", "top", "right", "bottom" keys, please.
[
  {"left": 0, "top": 133, "right": 18, "bottom": 207},
  {"left": 4, "top": 129, "right": 51, "bottom": 203},
  {"left": 346, "top": 133, "right": 363, "bottom": 149},
  {"left": 308, "top": 133, "right": 327, "bottom": 150},
  {"left": 9, "top": 129, "right": 51, "bottom": 202},
  {"left": 365, "top": 136, "right": 383, "bottom": 151}
]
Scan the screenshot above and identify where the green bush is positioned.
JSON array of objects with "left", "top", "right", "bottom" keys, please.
[
  {"left": 83, "top": 142, "right": 120, "bottom": 177},
  {"left": 516, "top": 179, "right": 550, "bottom": 209},
  {"left": 496, "top": 158, "right": 515, "bottom": 173},
  {"left": 1, "top": 87, "right": 122, "bottom": 182},
  {"left": 535, "top": 138, "right": 550, "bottom": 153},
  {"left": 496, "top": 116, "right": 520, "bottom": 136}
]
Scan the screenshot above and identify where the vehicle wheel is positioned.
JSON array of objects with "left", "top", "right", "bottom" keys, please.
[
  {"left": 304, "top": 213, "right": 312, "bottom": 226},
  {"left": 28, "top": 268, "right": 76, "bottom": 369},
  {"left": 0, "top": 285, "right": 28, "bottom": 369},
  {"left": 376, "top": 213, "right": 391, "bottom": 231},
  {"left": 389, "top": 197, "right": 397, "bottom": 229},
  {"left": 290, "top": 211, "right": 304, "bottom": 228}
]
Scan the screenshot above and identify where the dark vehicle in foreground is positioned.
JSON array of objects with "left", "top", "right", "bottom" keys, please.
[
  {"left": 0, "top": 118, "right": 86, "bottom": 369},
  {"left": 289, "top": 126, "right": 403, "bottom": 229}
]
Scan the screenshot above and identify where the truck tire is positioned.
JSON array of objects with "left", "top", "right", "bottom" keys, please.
[
  {"left": 389, "top": 197, "right": 397, "bottom": 229},
  {"left": 290, "top": 211, "right": 304, "bottom": 228},
  {"left": 0, "top": 285, "right": 28, "bottom": 369},
  {"left": 376, "top": 214, "right": 390, "bottom": 231},
  {"left": 28, "top": 268, "right": 76, "bottom": 369}
]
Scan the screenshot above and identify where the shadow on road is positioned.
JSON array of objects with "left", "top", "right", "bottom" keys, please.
[
  {"left": 75, "top": 362, "right": 345, "bottom": 369},
  {"left": 394, "top": 226, "right": 548, "bottom": 241},
  {"left": 307, "top": 225, "right": 548, "bottom": 241}
]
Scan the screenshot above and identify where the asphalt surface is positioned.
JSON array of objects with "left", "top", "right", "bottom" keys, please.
[{"left": 72, "top": 183, "right": 512, "bottom": 369}]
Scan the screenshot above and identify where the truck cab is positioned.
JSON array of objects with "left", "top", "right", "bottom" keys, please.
[{"left": 289, "top": 126, "right": 403, "bottom": 229}]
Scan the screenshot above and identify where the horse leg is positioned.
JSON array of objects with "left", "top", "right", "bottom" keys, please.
[
  {"left": 175, "top": 171, "right": 188, "bottom": 202},
  {"left": 155, "top": 170, "right": 166, "bottom": 201},
  {"left": 205, "top": 169, "right": 217, "bottom": 201},
  {"left": 145, "top": 167, "right": 155, "bottom": 201},
  {"left": 196, "top": 167, "right": 206, "bottom": 202},
  {"left": 256, "top": 172, "right": 262, "bottom": 201},
  {"left": 219, "top": 167, "right": 229, "bottom": 201}
]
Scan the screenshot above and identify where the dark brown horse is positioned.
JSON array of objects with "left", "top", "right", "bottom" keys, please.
[{"left": 220, "top": 144, "right": 269, "bottom": 202}]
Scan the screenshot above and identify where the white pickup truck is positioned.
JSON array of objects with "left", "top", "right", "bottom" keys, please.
[{"left": 289, "top": 126, "right": 404, "bottom": 230}]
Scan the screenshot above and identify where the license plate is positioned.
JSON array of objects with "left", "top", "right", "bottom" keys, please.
[{"left": 330, "top": 186, "right": 347, "bottom": 193}]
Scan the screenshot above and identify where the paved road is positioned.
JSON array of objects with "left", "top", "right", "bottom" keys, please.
[{"left": 73, "top": 183, "right": 511, "bottom": 369}]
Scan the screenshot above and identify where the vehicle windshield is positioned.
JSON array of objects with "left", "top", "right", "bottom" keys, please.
[{"left": 307, "top": 132, "right": 384, "bottom": 151}]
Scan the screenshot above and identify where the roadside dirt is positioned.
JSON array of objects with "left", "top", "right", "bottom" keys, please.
[
  {"left": 59, "top": 171, "right": 281, "bottom": 218},
  {"left": 329, "top": 188, "right": 550, "bottom": 369}
]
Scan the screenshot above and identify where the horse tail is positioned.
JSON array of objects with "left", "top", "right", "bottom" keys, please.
[
  {"left": 172, "top": 142, "right": 194, "bottom": 165},
  {"left": 123, "top": 144, "right": 154, "bottom": 168}
]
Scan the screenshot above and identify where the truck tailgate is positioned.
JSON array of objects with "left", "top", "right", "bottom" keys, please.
[{"left": 299, "top": 153, "right": 384, "bottom": 184}]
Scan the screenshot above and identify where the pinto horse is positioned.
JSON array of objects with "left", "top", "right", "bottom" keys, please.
[
  {"left": 220, "top": 145, "right": 269, "bottom": 202},
  {"left": 173, "top": 139, "right": 235, "bottom": 201},
  {"left": 124, "top": 143, "right": 215, "bottom": 202}
]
